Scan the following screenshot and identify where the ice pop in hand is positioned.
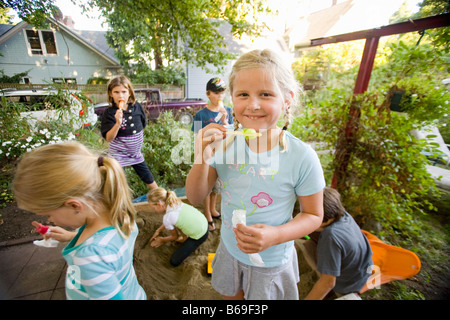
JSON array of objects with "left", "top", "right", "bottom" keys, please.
[
  {"left": 213, "top": 100, "right": 227, "bottom": 123},
  {"left": 231, "top": 209, "right": 265, "bottom": 267},
  {"left": 227, "top": 128, "right": 262, "bottom": 139},
  {"left": 118, "top": 100, "right": 125, "bottom": 110},
  {"left": 32, "top": 221, "right": 59, "bottom": 248},
  {"left": 32, "top": 221, "right": 49, "bottom": 235}
]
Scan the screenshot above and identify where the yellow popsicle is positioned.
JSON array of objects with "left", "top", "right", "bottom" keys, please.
[{"left": 227, "top": 128, "right": 262, "bottom": 139}]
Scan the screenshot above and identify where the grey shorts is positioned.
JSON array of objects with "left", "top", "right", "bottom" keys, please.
[{"left": 211, "top": 241, "right": 300, "bottom": 300}]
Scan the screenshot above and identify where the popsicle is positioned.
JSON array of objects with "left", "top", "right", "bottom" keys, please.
[
  {"left": 213, "top": 100, "right": 226, "bottom": 123},
  {"left": 118, "top": 100, "right": 125, "bottom": 110},
  {"left": 231, "top": 209, "right": 265, "bottom": 267},
  {"left": 32, "top": 221, "right": 49, "bottom": 235},
  {"left": 227, "top": 128, "right": 262, "bottom": 139},
  {"left": 32, "top": 221, "right": 59, "bottom": 248}
]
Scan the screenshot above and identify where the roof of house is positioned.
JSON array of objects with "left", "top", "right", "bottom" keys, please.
[
  {"left": 285, "top": 0, "right": 355, "bottom": 49},
  {"left": 71, "top": 29, "right": 118, "bottom": 64},
  {"left": 0, "top": 24, "right": 14, "bottom": 37}
]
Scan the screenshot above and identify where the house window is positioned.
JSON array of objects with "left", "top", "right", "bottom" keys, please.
[
  {"left": 42, "top": 31, "right": 57, "bottom": 54},
  {"left": 24, "top": 29, "right": 58, "bottom": 56},
  {"left": 25, "top": 30, "right": 42, "bottom": 55}
]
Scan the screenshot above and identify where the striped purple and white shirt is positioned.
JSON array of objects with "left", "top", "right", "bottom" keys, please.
[
  {"left": 101, "top": 102, "right": 148, "bottom": 166},
  {"left": 109, "top": 130, "right": 145, "bottom": 166}
]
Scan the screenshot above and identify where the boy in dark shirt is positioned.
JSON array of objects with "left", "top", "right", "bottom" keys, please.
[{"left": 303, "top": 187, "right": 373, "bottom": 299}]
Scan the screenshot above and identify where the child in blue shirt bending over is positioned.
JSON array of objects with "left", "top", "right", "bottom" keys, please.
[
  {"left": 13, "top": 142, "right": 146, "bottom": 300},
  {"left": 191, "top": 77, "right": 233, "bottom": 231}
]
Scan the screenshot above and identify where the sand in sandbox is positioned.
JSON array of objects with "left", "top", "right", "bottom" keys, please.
[{"left": 133, "top": 202, "right": 318, "bottom": 300}]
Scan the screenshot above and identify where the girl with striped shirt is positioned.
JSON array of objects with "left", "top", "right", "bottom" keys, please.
[
  {"left": 101, "top": 75, "right": 158, "bottom": 190},
  {"left": 13, "top": 142, "right": 147, "bottom": 300}
]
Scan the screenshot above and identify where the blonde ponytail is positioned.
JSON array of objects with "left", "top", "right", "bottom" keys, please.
[
  {"left": 99, "top": 156, "right": 136, "bottom": 238},
  {"left": 279, "top": 106, "right": 291, "bottom": 153},
  {"left": 148, "top": 187, "right": 182, "bottom": 208}
]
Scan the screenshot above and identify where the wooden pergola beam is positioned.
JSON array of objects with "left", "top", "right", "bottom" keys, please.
[{"left": 310, "top": 13, "right": 450, "bottom": 47}]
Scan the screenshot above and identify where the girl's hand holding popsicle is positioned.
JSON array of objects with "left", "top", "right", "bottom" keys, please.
[
  {"left": 227, "top": 128, "right": 262, "bottom": 139},
  {"left": 115, "top": 100, "right": 124, "bottom": 124},
  {"left": 194, "top": 123, "right": 227, "bottom": 164},
  {"left": 32, "top": 221, "right": 49, "bottom": 235},
  {"left": 32, "top": 221, "right": 76, "bottom": 242}
]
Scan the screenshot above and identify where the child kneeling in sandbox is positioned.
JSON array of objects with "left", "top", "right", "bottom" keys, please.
[{"left": 148, "top": 187, "right": 209, "bottom": 266}]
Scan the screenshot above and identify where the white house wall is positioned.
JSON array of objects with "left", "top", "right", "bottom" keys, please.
[{"left": 185, "top": 62, "right": 233, "bottom": 104}]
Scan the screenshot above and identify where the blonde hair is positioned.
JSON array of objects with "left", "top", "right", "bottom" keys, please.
[
  {"left": 107, "top": 75, "right": 136, "bottom": 105},
  {"left": 147, "top": 187, "right": 182, "bottom": 209},
  {"left": 226, "top": 49, "right": 300, "bottom": 152},
  {"left": 13, "top": 142, "right": 136, "bottom": 238}
]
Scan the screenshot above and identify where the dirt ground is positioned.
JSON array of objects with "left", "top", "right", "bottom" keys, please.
[
  {"left": 0, "top": 200, "right": 448, "bottom": 300},
  {"left": 130, "top": 201, "right": 320, "bottom": 300}
]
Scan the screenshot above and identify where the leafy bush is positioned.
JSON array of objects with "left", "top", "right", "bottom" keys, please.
[
  {"left": 0, "top": 97, "right": 34, "bottom": 142},
  {"left": 0, "top": 69, "right": 30, "bottom": 83},
  {"left": 127, "top": 111, "right": 194, "bottom": 197},
  {"left": 1, "top": 127, "right": 77, "bottom": 161},
  {"left": 130, "top": 65, "right": 186, "bottom": 87},
  {"left": 291, "top": 31, "right": 449, "bottom": 242},
  {"left": 0, "top": 88, "right": 96, "bottom": 162},
  {"left": 0, "top": 90, "right": 99, "bottom": 210},
  {"left": 291, "top": 88, "right": 441, "bottom": 240}
]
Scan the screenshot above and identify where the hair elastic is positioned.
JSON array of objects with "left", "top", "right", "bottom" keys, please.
[
  {"left": 98, "top": 156, "right": 104, "bottom": 167},
  {"left": 282, "top": 126, "right": 288, "bottom": 131}
]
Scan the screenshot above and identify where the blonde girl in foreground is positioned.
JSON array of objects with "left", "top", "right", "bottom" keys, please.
[
  {"left": 148, "top": 187, "right": 208, "bottom": 267},
  {"left": 186, "top": 49, "right": 325, "bottom": 300},
  {"left": 13, "top": 142, "right": 146, "bottom": 300}
]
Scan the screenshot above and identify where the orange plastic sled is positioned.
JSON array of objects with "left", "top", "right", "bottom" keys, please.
[{"left": 360, "top": 230, "right": 421, "bottom": 293}]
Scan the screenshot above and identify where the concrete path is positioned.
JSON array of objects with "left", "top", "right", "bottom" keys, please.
[{"left": 0, "top": 239, "right": 67, "bottom": 300}]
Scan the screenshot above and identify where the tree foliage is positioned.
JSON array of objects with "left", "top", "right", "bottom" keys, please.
[
  {"left": 413, "top": 0, "right": 450, "bottom": 52},
  {"left": 83, "top": 0, "right": 269, "bottom": 74},
  {"left": 0, "top": 0, "right": 57, "bottom": 27},
  {"left": 290, "top": 29, "right": 449, "bottom": 240},
  {"left": 0, "top": 7, "right": 14, "bottom": 23}
]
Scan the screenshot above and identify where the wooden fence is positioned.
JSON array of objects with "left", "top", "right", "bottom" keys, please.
[{"left": 0, "top": 83, "right": 185, "bottom": 104}]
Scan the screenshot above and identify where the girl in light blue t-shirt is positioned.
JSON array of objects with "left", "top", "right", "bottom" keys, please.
[{"left": 186, "top": 49, "right": 325, "bottom": 300}]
